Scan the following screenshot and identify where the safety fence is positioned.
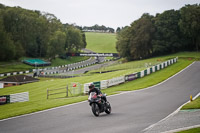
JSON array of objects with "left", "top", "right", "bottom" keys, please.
[
  {"left": 39, "top": 75, "right": 76, "bottom": 79},
  {"left": 83, "top": 57, "right": 178, "bottom": 94},
  {"left": 40, "top": 61, "right": 96, "bottom": 76},
  {"left": 0, "top": 92, "right": 29, "bottom": 105},
  {"left": 0, "top": 58, "right": 95, "bottom": 77},
  {"left": 47, "top": 83, "right": 82, "bottom": 99}
]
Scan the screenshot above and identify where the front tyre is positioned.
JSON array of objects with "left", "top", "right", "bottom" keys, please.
[
  {"left": 105, "top": 102, "right": 111, "bottom": 114},
  {"left": 91, "top": 103, "right": 100, "bottom": 117}
]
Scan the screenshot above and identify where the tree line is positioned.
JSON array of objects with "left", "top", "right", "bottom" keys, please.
[
  {"left": 0, "top": 4, "right": 86, "bottom": 61},
  {"left": 81, "top": 24, "right": 115, "bottom": 33},
  {"left": 116, "top": 4, "right": 200, "bottom": 61}
]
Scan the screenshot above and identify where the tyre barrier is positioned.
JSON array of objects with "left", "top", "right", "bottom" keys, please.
[{"left": 0, "top": 58, "right": 95, "bottom": 77}]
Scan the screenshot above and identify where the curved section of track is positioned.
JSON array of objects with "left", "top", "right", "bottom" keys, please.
[{"left": 1, "top": 62, "right": 200, "bottom": 133}]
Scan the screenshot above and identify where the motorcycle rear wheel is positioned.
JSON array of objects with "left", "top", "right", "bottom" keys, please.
[{"left": 91, "top": 103, "right": 100, "bottom": 117}]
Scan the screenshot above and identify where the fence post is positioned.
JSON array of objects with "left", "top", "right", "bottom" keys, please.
[
  {"left": 66, "top": 85, "right": 68, "bottom": 97},
  {"left": 47, "top": 88, "right": 49, "bottom": 99}
]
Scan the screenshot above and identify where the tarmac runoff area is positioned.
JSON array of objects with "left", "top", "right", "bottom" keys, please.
[
  {"left": 144, "top": 92, "right": 200, "bottom": 133},
  {"left": 145, "top": 109, "right": 200, "bottom": 133}
]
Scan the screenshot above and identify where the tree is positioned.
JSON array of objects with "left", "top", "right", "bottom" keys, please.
[
  {"left": 116, "top": 13, "right": 155, "bottom": 60},
  {"left": 116, "top": 27, "right": 121, "bottom": 33},
  {"left": 130, "top": 14, "right": 155, "bottom": 60},
  {"left": 47, "top": 30, "right": 66, "bottom": 60},
  {"left": 0, "top": 18, "right": 15, "bottom": 61},
  {"left": 116, "top": 26, "right": 132, "bottom": 60},
  {"left": 65, "top": 26, "right": 84, "bottom": 53},
  {"left": 81, "top": 32, "right": 87, "bottom": 48},
  {"left": 179, "top": 4, "right": 200, "bottom": 52},
  {"left": 152, "top": 10, "right": 183, "bottom": 56}
]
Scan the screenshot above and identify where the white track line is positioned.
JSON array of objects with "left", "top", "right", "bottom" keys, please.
[
  {"left": 161, "top": 124, "right": 200, "bottom": 133},
  {"left": 0, "top": 62, "right": 197, "bottom": 122},
  {"left": 143, "top": 62, "right": 198, "bottom": 132},
  {"left": 0, "top": 101, "right": 87, "bottom": 122},
  {"left": 143, "top": 91, "right": 200, "bottom": 132}
]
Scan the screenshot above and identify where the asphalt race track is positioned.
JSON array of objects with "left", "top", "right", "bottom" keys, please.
[{"left": 1, "top": 62, "right": 200, "bottom": 133}]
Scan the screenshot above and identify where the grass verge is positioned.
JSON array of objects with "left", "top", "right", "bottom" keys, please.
[
  {"left": 176, "top": 127, "right": 200, "bottom": 133},
  {"left": 181, "top": 96, "right": 200, "bottom": 110},
  {"left": 0, "top": 52, "right": 198, "bottom": 120}
]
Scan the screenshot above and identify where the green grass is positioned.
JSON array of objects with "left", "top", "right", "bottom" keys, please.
[
  {"left": 0, "top": 57, "right": 89, "bottom": 74},
  {"left": 176, "top": 127, "right": 200, "bottom": 133},
  {"left": 85, "top": 32, "right": 117, "bottom": 53},
  {"left": 181, "top": 96, "right": 200, "bottom": 110},
  {"left": 102, "top": 59, "right": 193, "bottom": 94},
  {"left": 0, "top": 52, "right": 199, "bottom": 120},
  {"left": 89, "top": 56, "right": 164, "bottom": 74}
]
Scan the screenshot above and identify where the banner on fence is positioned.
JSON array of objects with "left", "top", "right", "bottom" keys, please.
[
  {"left": 84, "top": 83, "right": 92, "bottom": 94},
  {"left": 0, "top": 95, "right": 10, "bottom": 105},
  {"left": 0, "top": 83, "right": 3, "bottom": 88},
  {"left": 101, "top": 80, "right": 108, "bottom": 89},
  {"left": 93, "top": 81, "right": 101, "bottom": 90},
  {"left": 125, "top": 73, "right": 137, "bottom": 81},
  {"left": 10, "top": 92, "right": 29, "bottom": 103},
  {"left": 108, "top": 76, "right": 125, "bottom": 87},
  {"left": 82, "top": 57, "right": 178, "bottom": 94},
  {"left": 70, "top": 82, "right": 82, "bottom": 96},
  {"left": 66, "top": 53, "right": 119, "bottom": 57}
]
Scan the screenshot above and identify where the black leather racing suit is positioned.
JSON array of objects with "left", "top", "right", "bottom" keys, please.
[{"left": 88, "top": 87, "right": 107, "bottom": 102}]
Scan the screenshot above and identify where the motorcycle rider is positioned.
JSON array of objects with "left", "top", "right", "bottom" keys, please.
[{"left": 88, "top": 83, "right": 107, "bottom": 102}]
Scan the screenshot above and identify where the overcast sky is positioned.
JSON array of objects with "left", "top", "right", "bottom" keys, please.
[{"left": 0, "top": 0, "right": 199, "bottom": 29}]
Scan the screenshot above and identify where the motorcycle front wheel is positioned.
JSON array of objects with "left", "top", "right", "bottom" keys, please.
[
  {"left": 105, "top": 102, "right": 111, "bottom": 114},
  {"left": 91, "top": 103, "right": 100, "bottom": 117}
]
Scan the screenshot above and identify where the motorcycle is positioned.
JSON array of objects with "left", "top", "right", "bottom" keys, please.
[{"left": 88, "top": 92, "right": 111, "bottom": 117}]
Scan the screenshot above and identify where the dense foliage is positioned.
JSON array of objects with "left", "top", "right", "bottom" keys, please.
[
  {"left": 0, "top": 4, "right": 86, "bottom": 61},
  {"left": 116, "top": 4, "right": 200, "bottom": 60}
]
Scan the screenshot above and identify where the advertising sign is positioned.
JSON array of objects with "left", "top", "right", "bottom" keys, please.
[
  {"left": 125, "top": 73, "right": 137, "bottom": 81},
  {"left": 84, "top": 83, "right": 92, "bottom": 94},
  {"left": 0, "top": 95, "right": 10, "bottom": 105},
  {"left": 66, "top": 53, "right": 119, "bottom": 57},
  {"left": 108, "top": 76, "right": 125, "bottom": 87},
  {"left": 101, "top": 80, "right": 108, "bottom": 89},
  {"left": 0, "top": 83, "right": 3, "bottom": 88},
  {"left": 93, "top": 81, "right": 101, "bottom": 90},
  {"left": 0, "top": 97, "right": 6, "bottom": 104}
]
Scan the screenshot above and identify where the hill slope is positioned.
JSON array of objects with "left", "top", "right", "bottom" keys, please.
[{"left": 85, "top": 32, "right": 117, "bottom": 53}]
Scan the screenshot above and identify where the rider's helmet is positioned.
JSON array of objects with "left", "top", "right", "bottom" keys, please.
[{"left": 88, "top": 83, "right": 94, "bottom": 89}]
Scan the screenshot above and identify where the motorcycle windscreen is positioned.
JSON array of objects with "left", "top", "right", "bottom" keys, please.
[{"left": 88, "top": 92, "right": 96, "bottom": 100}]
